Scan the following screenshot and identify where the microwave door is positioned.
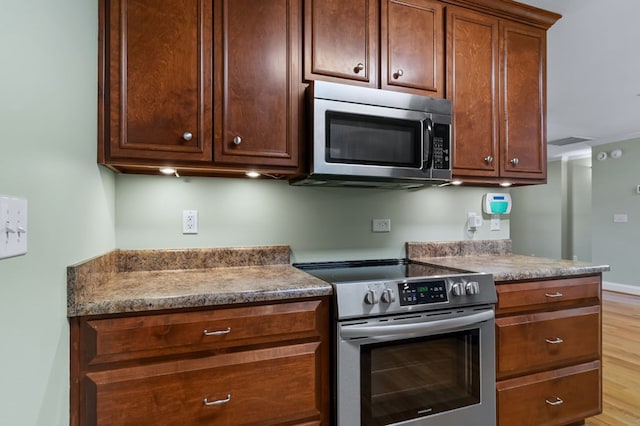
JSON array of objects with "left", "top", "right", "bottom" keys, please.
[{"left": 423, "top": 117, "right": 434, "bottom": 178}]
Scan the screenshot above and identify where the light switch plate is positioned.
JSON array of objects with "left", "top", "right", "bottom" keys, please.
[{"left": 0, "top": 196, "right": 28, "bottom": 260}]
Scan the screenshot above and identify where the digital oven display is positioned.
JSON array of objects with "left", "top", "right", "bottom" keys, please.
[{"left": 398, "top": 280, "right": 448, "bottom": 306}]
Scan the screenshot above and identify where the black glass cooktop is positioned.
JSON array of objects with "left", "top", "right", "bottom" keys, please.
[{"left": 294, "top": 259, "right": 468, "bottom": 284}]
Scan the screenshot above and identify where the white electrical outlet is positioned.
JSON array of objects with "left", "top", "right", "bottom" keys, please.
[
  {"left": 467, "top": 212, "right": 482, "bottom": 230},
  {"left": 372, "top": 218, "right": 391, "bottom": 233},
  {"left": 182, "top": 210, "right": 199, "bottom": 234}
]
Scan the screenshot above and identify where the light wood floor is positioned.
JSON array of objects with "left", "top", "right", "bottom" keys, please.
[{"left": 585, "top": 291, "right": 640, "bottom": 425}]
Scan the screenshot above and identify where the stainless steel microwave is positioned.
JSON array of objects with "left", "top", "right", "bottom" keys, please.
[{"left": 292, "top": 81, "right": 452, "bottom": 189}]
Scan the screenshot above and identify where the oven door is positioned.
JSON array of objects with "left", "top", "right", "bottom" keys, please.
[{"left": 336, "top": 306, "right": 495, "bottom": 426}]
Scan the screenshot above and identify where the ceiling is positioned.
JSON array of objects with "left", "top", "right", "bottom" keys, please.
[{"left": 518, "top": 0, "right": 640, "bottom": 159}]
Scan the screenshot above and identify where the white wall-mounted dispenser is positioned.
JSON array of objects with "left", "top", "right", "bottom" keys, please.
[{"left": 483, "top": 193, "right": 512, "bottom": 215}]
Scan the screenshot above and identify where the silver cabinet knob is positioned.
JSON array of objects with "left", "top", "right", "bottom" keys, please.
[
  {"left": 182, "top": 132, "right": 193, "bottom": 141},
  {"left": 232, "top": 136, "right": 242, "bottom": 145},
  {"left": 354, "top": 63, "right": 365, "bottom": 74},
  {"left": 393, "top": 69, "right": 404, "bottom": 79},
  {"left": 484, "top": 155, "right": 493, "bottom": 163},
  {"left": 511, "top": 157, "right": 519, "bottom": 166}
]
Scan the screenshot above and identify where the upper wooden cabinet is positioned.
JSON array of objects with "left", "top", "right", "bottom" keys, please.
[
  {"left": 380, "top": 0, "right": 444, "bottom": 97},
  {"left": 304, "top": 0, "right": 378, "bottom": 86},
  {"left": 448, "top": 3, "right": 555, "bottom": 184},
  {"left": 213, "top": 0, "right": 301, "bottom": 169},
  {"left": 447, "top": 6, "right": 500, "bottom": 178},
  {"left": 99, "top": 0, "right": 213, "bottom": 165},
  {"left": 98, "top": 0, "right": 559, "bottom": 183},
  {"left": 499, "top": 21, "right": 547, "bottom": 180},
  {"left": 98, "top": 0, "right": 302, "bottom": 176},
  {"left": 304, "top": 0, "right": 444, "bottom": 97}
]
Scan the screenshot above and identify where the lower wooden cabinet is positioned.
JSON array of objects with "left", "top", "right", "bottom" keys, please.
[
  {"left": 86, "top": 343, "right": 321, "bottom": 425},
  {"left": 496, "top": 305, "right": 600, "bottom": 379},
  {"left": 495, "top": 275, "right": 602, "bottom": 426},
  {"left": 497, "top": 361, "right": 601, "bottom": 426},
  {"left": 70, "top": 298, "right": 330, "bottom": 426}
]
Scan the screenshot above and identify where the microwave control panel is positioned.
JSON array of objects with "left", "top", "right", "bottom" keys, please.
[
  {"left": 431, "top": 123, "right": 450, "bottom": 170},
  {"left": 398, "top": 280, "right": 448, "bottom": 306}
]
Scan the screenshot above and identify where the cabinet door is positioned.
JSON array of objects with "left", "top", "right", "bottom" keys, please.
[
  {"left": 81, "top": 300, "right": 326, "bottom": 365},
  {"left": 500, "top": 21, "right": 547, "bottom": 180},
  {"left": 497, "top": 361, "right": 601, "bottom": 426},
  {"left": 381, "top": 0, "right": 444, "bottom": 97},
  {"left": 213, "top": 0, "right": 301, "bottom": 169},
  {"left": 84, "top": 343, "right": 324, "bottom": 425},
  {"left": 496, "top": 275, "right": 601, "bottom": 316},
  {"left": 447, "top": 7, "right": 500, "bottom": 177},
  {"left": 100, "top": 0, "right": 213, "bottom": 163},
  {"left": 304, "top": 0, "right": 378, "bottom": 86},
  {"left": 495, "top": 306, "right": 601, "bottom": 379}
]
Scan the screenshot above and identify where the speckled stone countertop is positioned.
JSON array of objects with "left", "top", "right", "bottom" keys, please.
[
  {"left": 407, "top": 240, "right": 610, "bottom": 282},
  {"left": 67, "top": 246, "right": 332, "bottom": 317}
]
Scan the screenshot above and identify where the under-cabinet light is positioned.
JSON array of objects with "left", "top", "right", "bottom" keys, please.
[
  {"left": 159, "top": 167, "right": 179, "bottom": 177},
  {"left": 245, "top": 171, "right": 261, "bottom": 178}
]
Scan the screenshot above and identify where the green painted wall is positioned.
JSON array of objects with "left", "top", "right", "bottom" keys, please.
[
  {"left": 0, "top": 1, "right": 115, "bottom": 425},
  {"left": 592, "top": 138, "right": 640, "bottom": 286},
  {"left": 511, "top": 157, "right": 593, "bottom": 263},
  {"left": 115, "top": 175, "right": 510, "bottom": 262},
  {"left": 510, "top": 160, "right": 563, "bottom": 259}
]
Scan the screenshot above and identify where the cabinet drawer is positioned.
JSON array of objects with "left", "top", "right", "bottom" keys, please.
[
  {"left": 81, "top": 299, "right": 327, "bottom": 365},
  {"left": 497, "top": 361, "right": 601, "bottom": 426},
  {"left": 496, "top": 275, "right": 600, "bottom": 314},
  {"left": 496, "top": 306, "right": 600, "bottom": 379},
  {"left": 84, "top": 342, "right": 323, "bottom": 426}
]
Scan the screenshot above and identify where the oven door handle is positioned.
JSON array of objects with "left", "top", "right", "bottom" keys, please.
[{"left": 340, "top": 309, "right": 494, "bottom": 339}]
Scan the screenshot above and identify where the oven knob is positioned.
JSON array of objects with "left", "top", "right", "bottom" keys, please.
[
  {"left": 381, "top": 288, "right": 396, "bottom": 303},
  {"left": 451, "top": 282, "right": 465, "bottom": 297},
  {"left": 465, "top": 281, "right": 480, "bottom": 295},
  {"left": 364, "top": 290, "right": 378, "bottom": 305}
]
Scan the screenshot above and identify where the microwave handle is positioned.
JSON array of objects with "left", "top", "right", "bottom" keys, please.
[{"left": 423, "top": 117, "right": 434, "bottom": 169}]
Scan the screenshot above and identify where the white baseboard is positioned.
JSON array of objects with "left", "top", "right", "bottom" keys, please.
[{"left": 603, "top": 281, "right": 640, "bottom": 296}]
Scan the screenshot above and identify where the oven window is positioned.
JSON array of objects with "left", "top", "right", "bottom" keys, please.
[
  {"left": 361, "top": 330, "right": 480, "bottom": 426},
  {"left": 325, "top": 111, "right": 422, "bottom": 168}
]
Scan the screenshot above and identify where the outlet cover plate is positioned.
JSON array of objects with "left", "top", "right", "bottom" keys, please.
[
  {"left": 372, "top": 218, "right": 391, "bottom": 233},
  {"left": 182, "top": 210, "right": 199, "bottom": 234}
]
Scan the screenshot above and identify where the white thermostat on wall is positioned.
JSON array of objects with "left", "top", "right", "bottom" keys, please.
[{"left": 483, "top": 193, "right": 512, "bottom": 215}]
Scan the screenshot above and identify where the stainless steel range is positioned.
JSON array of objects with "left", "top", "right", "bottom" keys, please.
[{"left": 295, "top": 259, "right": 497, "bottom": 426}]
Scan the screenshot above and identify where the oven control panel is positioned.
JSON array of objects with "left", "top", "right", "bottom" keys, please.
[{"left": 398, "top": 280, "right": 448, "bottom": 306}]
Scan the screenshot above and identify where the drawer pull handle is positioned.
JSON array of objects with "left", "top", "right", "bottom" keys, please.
[
  {"left": 545, "top": 396, "right": 564, "bottom": 406},
  {"left": 545, "top": 337, "right": 564, "bottom": 344},
  {"left": 204, "top": 394, "right": 231, "bottom": 406},
  {"left": 203, "top": 327, "right": 231, "bottom": 336},
  {"left": 545, "top": 292, "right": 563, "bottom": 298}
]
